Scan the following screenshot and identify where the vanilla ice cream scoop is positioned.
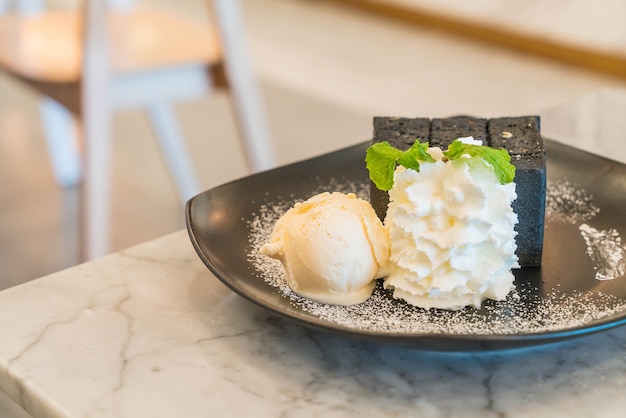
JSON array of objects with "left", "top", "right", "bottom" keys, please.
[{"left": 260, "top": 192, "right": 389, "bottom": 305}]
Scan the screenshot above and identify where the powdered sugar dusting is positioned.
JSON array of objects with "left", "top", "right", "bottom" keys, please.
[
  {"left": 579, "top": 224, "right": 626, "bottom": 281},
  {"left": 246, "top": 178, "right": 626, "bottom": 336},
  {"left": 296, "top": 283, "right": 626, "bottom": 335},
  {"left": 546, "top": 179, "right": 600, "bottom": 224},
  {"left": 545, "top": 179, "right": 624, "bottom": 281}
]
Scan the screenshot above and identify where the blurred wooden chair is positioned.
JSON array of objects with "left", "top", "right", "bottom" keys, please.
[{"left": 0, "top": 0, "right": 275, "bottom": 260}]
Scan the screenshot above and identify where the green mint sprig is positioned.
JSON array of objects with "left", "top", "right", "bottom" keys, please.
[
  {"left": 442, "top": 141, "right": 515, "bottom": 185},
  {"left": 365, "top": 140, "right": 434, "bottom": 191},
  {"left": 365, "top": 139, "right": 516, "bottom": 191}
]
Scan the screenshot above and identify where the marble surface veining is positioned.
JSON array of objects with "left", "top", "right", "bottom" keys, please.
[{"left": 1, "top": 230, "right": 626, "bottom": 417}]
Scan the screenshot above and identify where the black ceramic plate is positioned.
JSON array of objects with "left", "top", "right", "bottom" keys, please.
[{"left": 186, "top": 140, "right": 626, "bottom": 351}]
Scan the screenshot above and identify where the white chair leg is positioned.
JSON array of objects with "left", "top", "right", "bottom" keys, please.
[
  {"left": 81, "top": 0, "right": 112, "bottom": 261},
  {"left": 146, "top": 102, "right": 202, "bottom": 204},
  {"left": 39, "top": 98, "right": 81, "bottom": 188},
  {"left": 210, "top": 0, "right": 275, "bottom": 173},
  {"left": 79, "top": 108, "right": 112, "bottom": 261}
]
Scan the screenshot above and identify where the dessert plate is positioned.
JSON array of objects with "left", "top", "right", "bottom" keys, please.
[{"left": 186, "top": 139, "right": 626, "bottom": 351}]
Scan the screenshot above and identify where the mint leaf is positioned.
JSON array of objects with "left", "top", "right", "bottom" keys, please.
[
  {"left": 398, "top": 141, "right": 435, "bottom": 170},
  {"left": 365, "top": 142, "right": 401, "bottom": 191},
  {"left": 366, "top": 141, "right": 434, "bottom": 190},
  {"left": 443, "top": 140, "right": 515, "bottom": 184}
]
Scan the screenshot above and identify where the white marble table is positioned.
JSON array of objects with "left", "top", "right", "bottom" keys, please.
[{"left": 2, "top": 89, "right": 626, "bottom": 418}]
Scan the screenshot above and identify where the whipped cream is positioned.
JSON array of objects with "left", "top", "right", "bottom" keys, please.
[
  {"left": 261, "top": 192, "right": 389, "bottom": 305},
  {"left": 383, "top": 145, "right": 519, "bottom": 310}
]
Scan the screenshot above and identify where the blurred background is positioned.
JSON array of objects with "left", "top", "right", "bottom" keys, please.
[{"left": 0, "top": 0, "right": 625, "bottom": 290}]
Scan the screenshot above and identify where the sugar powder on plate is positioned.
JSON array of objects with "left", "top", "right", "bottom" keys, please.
[
  {"left": 545, "top": 179, "right": 625, "bottom": 282},
  {"left": 546, "top": 179, "right": 600, "bottom": 225},
  {"left": 247, "top": 178, "right": 626, "bottom": 335},
  {"left": 579, "top": 224, "right": 625, "bottom": 281}
]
